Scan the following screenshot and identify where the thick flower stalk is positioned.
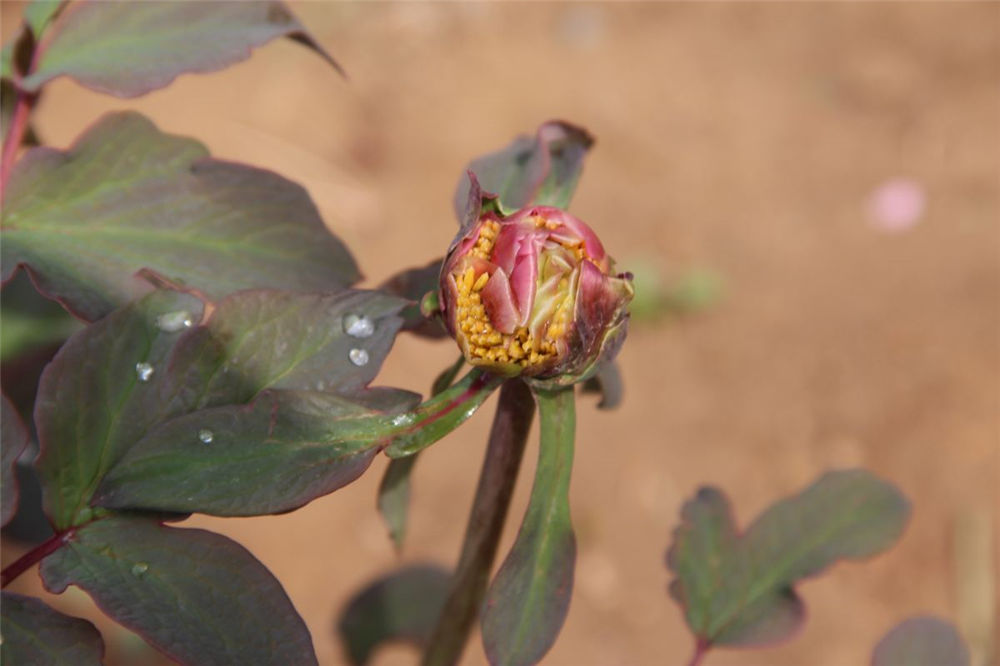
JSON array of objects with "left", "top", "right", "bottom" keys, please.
[{"left": 440, "top": 200, "right": 633, "bottom": 385}]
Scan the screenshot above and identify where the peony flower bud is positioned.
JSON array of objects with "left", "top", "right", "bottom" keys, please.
[{"left": 440, "top": 192, "right": 633, "bottom": 385}]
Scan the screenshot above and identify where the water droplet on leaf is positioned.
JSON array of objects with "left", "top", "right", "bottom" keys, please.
[
  {"left": 349, "top": 348, "right": 369, "bottom": 366},
  {"left": 131, "top": 562, "right": 149, "bottom": 577},
  {"left": 198, "top": 429, "right": 214, "bottom": 444},
  {"left": 344, "top": 314, "right": 375, "bottom": 338},
  {"left": 156, "top": 310, "right": 194, "bottom": 332},
  {"left": 392, "top": 413, "right": 415, "bottom": 427},
  {"left": 135, "top": 362, "right": 154, "bottom": 382}
]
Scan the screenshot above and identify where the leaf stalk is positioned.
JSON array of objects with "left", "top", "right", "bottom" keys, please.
[
  {"left": 687, "top": 638, "right": 711, "bottom": 666},
  {"left": 1, "top": 527, "right": 75, "bottom": 588}
]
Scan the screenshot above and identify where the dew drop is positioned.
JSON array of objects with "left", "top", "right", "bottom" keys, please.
[
  {"left": 135, "top": 362, "right": 154, "bottom": 382},
  {"left": 131, "top": 562, "right": 149, "bottom": 577},
  {"left": 155, "top": 310, "right": 194, "bottom": 332},
  {"left": 198, "top": 429, "right": 214, "bottom": 444},
  {"left": 344, "top": 314, "right": 375, "bottom": 338},
  {"left": 348, "top": 348, "right": 369, "bottom": 366},
  {"left": 391, "top": 413, "right": 415, "bottom": 427}
]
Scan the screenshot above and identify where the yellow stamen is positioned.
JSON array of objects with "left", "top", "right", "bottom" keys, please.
[{"left": 453, "top": 218, "right": 579, "bottom": 371}]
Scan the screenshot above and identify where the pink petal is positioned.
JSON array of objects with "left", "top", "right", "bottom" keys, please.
[
  {"left": 533, "top": 206, "right": 607, "bottom": 263},
  {"left": 491, "top": 224, "right": 524, "bottom": 275},
  {"left": 574, "top": 260, "right": 618, "bottom": 352},
  {"left": 510, "top": 239, "right": 540, "bottom": 325},
  {"left": 481, "top": 268, "right": 519, "bottom": 334},
  {"left": 440, "top": 272, "right": 462, "bottom": 338}
]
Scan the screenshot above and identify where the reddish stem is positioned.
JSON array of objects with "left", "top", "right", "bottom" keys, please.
[
  {"left": 0, "top": 88, "right": 34, "bottom": 197},
  {"left": 1, "top": 23, "right": 44, "bottom": 200},
  {"left": 687, "top": 638, "right": 711, "bottom": 666},
  {"left": 422, "top": 379, "right": 535, "bottom": 666},
  {"left": 1, "top": 528, "right": 75, "bottom": 588}
]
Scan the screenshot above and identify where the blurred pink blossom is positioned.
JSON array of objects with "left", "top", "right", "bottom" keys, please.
[{"left": 867, "top": 178, "right": 926, "bottom": 232}]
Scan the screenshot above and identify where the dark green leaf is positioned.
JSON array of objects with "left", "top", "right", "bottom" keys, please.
[
  {"left": 377, "top": 356, "right": 465, "bottom": 550},
  {"left": 39, "top": 514, "right": 317, "bottom": 666},
  {"left": 35, "top": 287, "right": 414, "bottom": 524},
  {"left": 34, "top": 290, "right": 204, "bottom": 528},
  {"left": 96, "top": 389, "right": 414, "bottom": 516},
  {"left": 454, "top": 121, "right": 594, "bottom": 218},
  {"left": 20, "top": 1, "right": 340, "bottom": 97},
  {"left": 24, "top": 1, "right": 66, "bottom": 38},
  {"left": 377, "top": 456, "right": 417, "bottom": 553},
  {"left": 1, "top": 394, "right": 29, "bottom": 526},
  {"left": 1, "top": 39, "right": 12, "bottom": 80},
  {"left": 0, "top": 592, "right": 104, "bottom": 666},
  {"left": 667, "top": 470, "right": 911, "bottom": 649},
  {"left": 193, "top": 289, "right": 406, "bottom": 398},
  {"left": 98, "top": 367, "right": 498, "bottom": 516},
  {"left": 2, "top": 111, "right": 359, "bottom": 321},
  {"left": 1, "top": 270, "right": 81, "bottom": 362},
  {"left": 337, "top": 565, "right": 452, "bottom": 665},
  {"left": 482, "top": 387, "right": 576, "bottom": 666},
  {"left": 872, "top": 617, "right": 970, "bottom": 666},
  {"left": 379, "top": 259, "right": 447, "bottom": 338}
]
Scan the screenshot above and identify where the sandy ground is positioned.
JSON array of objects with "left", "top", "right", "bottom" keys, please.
[{"left": 2, "top": 3, "right": 998, "bottom": 665}]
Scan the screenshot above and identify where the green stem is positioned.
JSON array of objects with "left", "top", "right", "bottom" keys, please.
[
  {"left": 421, "top": 379, "right": 535, "bottom": 666},
  {"left": 384, "top": 368, "right": 504, "bottom": 459}
]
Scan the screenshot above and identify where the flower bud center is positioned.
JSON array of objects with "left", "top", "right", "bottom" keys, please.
[{"left": 453, "top": 217, "right": 579, "bottom": 371}]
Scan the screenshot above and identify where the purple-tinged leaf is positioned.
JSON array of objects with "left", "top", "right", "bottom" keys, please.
[
  {"left": 0, "top": 592, "right": 104, "bottom": 666},
  {"left": 1, "top": 270, "right": 82, "bottom": 362},
  {"left": 454, "top": 121, "right": 594, "bottom": 218},
  {"left": 871, "top": 617, "right": 970, "bottom": 666},
  {"left": 667, "top": 470, "right": 911, "bottom": 651},
  {"left": 579, "top": 360, "right": 623, "bottom": 409},
  {"left": 24, "top": 1, "right": 66, "bottom": 39},
  {"left": 2, "top": 393, "right": 29, "bottom": 526},
  {"left": 482, "top": 387, "right": 576, "bottom": 666},
  {"left": 20, "top": 1, "right": 340, "bottom": 97},
  {"left": 97, "top": 367, "right": 498, "bottom": 516},
  {"left": 379, "top": 259, "right": 447, "bottom": 339},
  {"left": 36, "top": 287, "right": 414, "bottom": 524},
  {"left": 1, "top": 111, "right": 359, "bottom": 321},
  {"left": 39, "top": 514, "right": 317, "bottom": 666},
  {"left": 198, "top": 289, "right": 406, "bottom": 398},
  {"left": 377, "top": 455, "right": 418, "bottom": 552},
  {"left": 96, "top": 389, "right": 415, "bottom": 516},
  {"left": 34, "top": 290, "right": 205, "bottom": 529},
  {"left": 337, "top": 565, "right": 452, "bottom": 666}
]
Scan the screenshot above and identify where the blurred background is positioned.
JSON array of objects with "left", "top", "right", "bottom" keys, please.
[{"left": 2, "top": 2, "right": 997, "bottom": 665}]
